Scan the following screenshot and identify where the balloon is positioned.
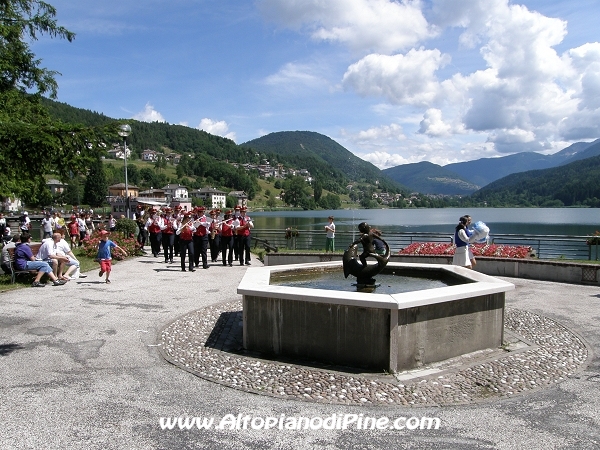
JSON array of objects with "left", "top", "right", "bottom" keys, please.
[{"left": 472, "top": 221, "right": 490, "bottom": 243}]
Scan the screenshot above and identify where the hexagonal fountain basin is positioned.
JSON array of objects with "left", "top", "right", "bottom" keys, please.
[{"left": 238, "top": 262, "right": 514, "bottom": 372}]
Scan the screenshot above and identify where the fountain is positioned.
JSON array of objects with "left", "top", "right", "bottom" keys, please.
[{"left": 238, "top": 224, "right": 514, "bottom": 373}]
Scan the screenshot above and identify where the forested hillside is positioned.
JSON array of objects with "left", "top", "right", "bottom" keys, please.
[
  {"left": 469, "top": 155, "right": 600, "bottom": 207},
  {"left": 383, "top": 161, "right": 479, "bottom": 195},
  {"left": 243, "top": 131, "right": 406, "bottom": 194}
]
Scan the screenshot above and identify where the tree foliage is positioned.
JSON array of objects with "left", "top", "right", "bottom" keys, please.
[
  {"left": 0, "top": 0, "right": 119, "bottom": 205},
  {"left": 0, "top": 0, "right": 75, "bottom": 96},
  {"left": 83, "top": 157, "right": 108, "bottom": 207}
]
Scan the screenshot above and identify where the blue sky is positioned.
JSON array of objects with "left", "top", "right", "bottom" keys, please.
[{"left": 34, "top": 0, "right": 600, "bottom": 168}]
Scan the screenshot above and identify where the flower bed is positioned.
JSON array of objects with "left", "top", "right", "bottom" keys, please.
[{"left": 399, "top": 242, "right": 533, "bottom": 259}]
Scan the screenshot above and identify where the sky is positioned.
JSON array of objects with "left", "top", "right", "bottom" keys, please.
[{"left": 32, "top": 0, "right": 600, "bottom": 168}]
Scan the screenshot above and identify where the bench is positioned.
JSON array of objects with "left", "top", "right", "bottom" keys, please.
[
  {"left": 6, "top": 243, "right": 42, "bottom": 284},
  {"left": 252, "top": 237, "right": 278, "bottom": 253}
]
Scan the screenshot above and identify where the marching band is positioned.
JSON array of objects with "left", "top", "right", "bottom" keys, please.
[{"left": 133, "top": 204, "right": 254, "bottom": 272}]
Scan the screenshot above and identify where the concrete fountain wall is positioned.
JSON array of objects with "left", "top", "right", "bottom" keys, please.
[{"left": 237, "top": 262, "right": 514, "bottom": 372}]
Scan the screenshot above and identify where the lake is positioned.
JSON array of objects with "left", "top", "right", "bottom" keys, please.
[{"left": 250, "top": 208, "right": 600, "bottom": 237}]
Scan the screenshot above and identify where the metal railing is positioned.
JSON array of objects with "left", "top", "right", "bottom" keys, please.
[{"left": 252, "top": 229, "right": 597, "bottom": 260}]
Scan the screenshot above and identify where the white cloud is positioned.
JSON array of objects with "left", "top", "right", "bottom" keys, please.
[
  {"left": 197, "top": 118, "right": 237, "bottom": 142},
  {"left": 260, "top": 0, "right": 600, "bottom": 160},
  {"left": 264, "top": 62, "right": 330, "bottom": 91},
  {"left": 353, "top": 123, "right": 406, "bottom": 142},
  {"left": 418, "top": 108, "right": 453, "bottom": 137},
  {"left": 342, "top": 49, "right": 450, "bottom": 106},
  {"left": 133, "top": 103, "right": 165, "bottom": 123},
  {"left": 257, "top": 0, "right": 434, "bottom": 53},
  {"left": 360, "top": 151, "right": 411, "bottom": 168}
]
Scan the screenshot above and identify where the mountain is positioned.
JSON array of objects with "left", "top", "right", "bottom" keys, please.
[
  {"left": 446, "top": 139, "right": 600, "bottom": 187},
  {"left": 383, "top": 139, "right": 600, "bottom": 195},
  {"left": 41, "top": 99, "right": 405, "bottom": 195},
  {"left": 382, "top": 161, "right": 480, "bottom": 195},
  {"left": 242, "top": 131, "right": 408, "bottom": 193},
  {"left": 469, "top": 154, "right": 600, "bottom": 207}
]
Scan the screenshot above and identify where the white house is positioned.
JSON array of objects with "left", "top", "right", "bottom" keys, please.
[
  {"left": 141, "top": 149, "right": 158, "bottom": 162},
  {"left": 162, "top": 184, "right": 189, "bottom": 202},
  {"left": 190, "top": 187, "right": 227, "bottom": 209}
]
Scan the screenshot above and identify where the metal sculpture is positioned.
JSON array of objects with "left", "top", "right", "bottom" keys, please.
[{"left": 343, "top": 222, "right": 390, "bottom": 286}]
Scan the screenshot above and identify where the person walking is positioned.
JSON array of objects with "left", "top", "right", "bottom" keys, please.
[
  {"left": 192, "top": 207, "right": 210, "bottom": 269},
  {"left": 219, "top": 210, "right": 235, "bottom": 267},
  {"left": 236, "top": 206, "right": 253, "bottom": 265},
  {"left": 176, "top": 213, "right": 196, "bottom": 272}
]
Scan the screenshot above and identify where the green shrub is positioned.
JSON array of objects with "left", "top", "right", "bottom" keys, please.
[{"left": 115, "top": 218, "right": 138, "bottom": 238}]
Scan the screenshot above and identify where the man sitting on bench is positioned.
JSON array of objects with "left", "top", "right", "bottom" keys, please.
[{"left": 13, "top": 233, "right": 67, "bottom": 287}]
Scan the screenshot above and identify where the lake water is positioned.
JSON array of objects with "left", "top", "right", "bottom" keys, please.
[{"left": 250, "top": 208, "right": 600, "bottom": 236}]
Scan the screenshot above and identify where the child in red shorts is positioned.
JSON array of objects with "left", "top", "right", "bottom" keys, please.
[{"left": 97, "top": 230, "right": 127, "bottom": 284}]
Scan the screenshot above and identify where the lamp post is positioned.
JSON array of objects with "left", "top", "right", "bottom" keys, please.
[{"left": 118, "top": 124, "right": 132, "bottom": 218}]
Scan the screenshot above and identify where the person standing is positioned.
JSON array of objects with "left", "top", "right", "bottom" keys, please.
[
  {"left": 325, "top": 216, "right": 335, "bottom": 252},
  {"left": 237, "top": 206, "right": 253, "bottom": 265},
  {"left": 160, "top": 208, "right": 176, "bottom": 264},
  {"left": 96, "top": 230, "right": 128, "bottom": 284},
  {"left": 146, "top": 209, "right": 163, "bottom": 257},
  {"left": 108, "top": 214, "right": 117, "bottom": 232},
  {"left": 0, "top": 213, "right": 7, "bottom": 237},
  {"left": 67, "top": 215, "right": 79, "bottom": 248},
  {"left": 176, "top": 213, "right": 196, "bottom": 272},
  {"left": 54, "top": 212, "right": 66, "bottom": 236},
  {"left": 41, "top": 213, "right": 54, "bottom": 239},
  {"left": 452, "top": 216, "right": 479, "bottom": 269},
  {"left": 19, "top": 211, "right": 31, "bottom": 233},
  {"left": 232, "top": 206, "right": 241, "bottom": 262},
  {"left": 192, "top": 207, "right": 210, "bottom": 269},
  {"left": 77, "top": 213, "right": 87, "bottom": 247},
  {"left": 219, "top": 211, "right": 235, "bottom": 267},
  {"left": 209, "top": 209, "right": 221, "bottom": 263}
]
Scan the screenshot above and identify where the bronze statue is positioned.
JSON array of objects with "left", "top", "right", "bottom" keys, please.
[{"left": 343, "top": 222, "right": 390, "bottom": 286}]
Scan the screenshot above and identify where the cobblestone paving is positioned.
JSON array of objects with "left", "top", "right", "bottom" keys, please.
[{"left": 160, "top": 301, "right": 589, "bottom": 406}]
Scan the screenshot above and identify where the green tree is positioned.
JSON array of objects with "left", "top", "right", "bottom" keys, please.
[
  {"left": 0, "top": 0, "right": 75, "bottom": 96},
  {"left": 83, "top": 157, "right": 108, "bottom": 207},
  {"left": 282, "top": 176, "right": 309, "bottom": 207},
  {"left": 0, "top": 1, "right": 117, "bottom": 200},
  {"left": 154, "top": 154, "right": 167, "bottom": 173},
  {"left": 313, "top": 178, "right": 323, "bottom": 203}
]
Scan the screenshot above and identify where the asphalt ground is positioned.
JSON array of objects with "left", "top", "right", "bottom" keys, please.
[{"left": 0, "top": 254, "right": 599, "bottom": 450}]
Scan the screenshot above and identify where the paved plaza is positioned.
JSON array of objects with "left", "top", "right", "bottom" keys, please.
[{"left": 0, "top": 254, "right": 599, "bottom": 449}]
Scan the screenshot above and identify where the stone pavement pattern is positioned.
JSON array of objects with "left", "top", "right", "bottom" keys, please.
[{"left": 0, "top": 255, "right": 599, "bottom": 449}]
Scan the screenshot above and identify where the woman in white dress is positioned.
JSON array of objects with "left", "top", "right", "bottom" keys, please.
[{"left": 452, "top": 216, "right": 479, "bottom": 269}]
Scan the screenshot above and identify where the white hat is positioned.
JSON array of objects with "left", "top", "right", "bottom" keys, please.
[
  {"left": 4, "top": 227, "right": 10, "bottom": 234},
  {"left": 23, "top": 211, "right": 28, "bottom": 215}
]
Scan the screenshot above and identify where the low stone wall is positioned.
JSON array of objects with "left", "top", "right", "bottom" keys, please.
[
  {"left": 239, "top": 262, "right": 513, "bottom": 372},
  {"left": 263, "top": 253, "right": 600, "bottom": 285}
]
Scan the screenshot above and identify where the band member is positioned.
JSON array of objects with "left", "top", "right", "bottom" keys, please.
[
  {"left": 160, "top": 208, "right": 176, "bottom": 263},
  {"left": 219, "top": 210, "right": 235, "bottom": 267},
  {"left": 146, "top": 209, "right": 163, "bottom": 257},
  {"left": 173, "top": 205, "right": 183, "bottom": 256},
  {"left": 192, "top": 206, "right": 210, "bottom": 269},
  {"left": 176, "top": 212, "right": 196, "bottom": 272},
  {"left": 134, "top": 205, "right": 146, "bottom": 251},
  {"left": 209, "top": 209, "right": 221, "bottom": 263},
  {"left": 236, "top": 206, "right": 254, "bottom": 265},
  {"left": 232, "top": 205, "right": 241, "bottom": 261}
]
